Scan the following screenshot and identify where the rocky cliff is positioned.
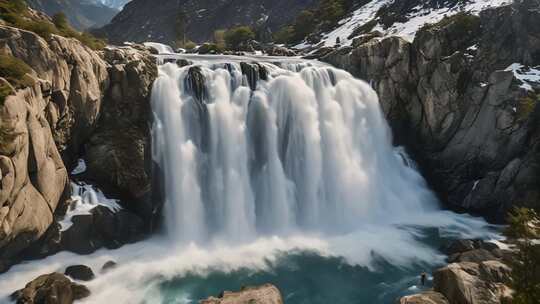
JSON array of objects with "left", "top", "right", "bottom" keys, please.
[
  {"left": 321, "top": 0, "right": 540, "bottom": 222},
  {"left": 0, "top": 11, "right": 157, "bottom": 271},
  {"left": 98, "top": 0, "right": 316, "bottom": 44}
]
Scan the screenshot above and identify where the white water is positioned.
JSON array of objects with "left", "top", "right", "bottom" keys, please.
[
  {"left": 0, "top": 58, "right": 500, "bottom": 304},
  {"left": 151, "top": 59, "right": 475, "bottom": 243}
]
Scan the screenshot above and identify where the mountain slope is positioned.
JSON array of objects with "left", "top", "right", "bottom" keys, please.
[
  {"left": 98, "top": 0, "right": 316, "bottom": 45},
  {"left": 297, "top": 0, "right": 512, "bottom": 48},
  {"left": 26, "top": 0, "right": 119, "bottom": 30}
]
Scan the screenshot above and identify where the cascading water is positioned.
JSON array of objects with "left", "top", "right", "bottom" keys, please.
[
  {"left": 151, "top": 59, "right": 440, "bottom": 243},
  {"left": 0, "top": 56, "right": 500, "bottom": 304}
]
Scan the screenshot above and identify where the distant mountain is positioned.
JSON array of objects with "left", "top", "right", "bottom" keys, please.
[
  {"left": 98, "top": 0, "right": 317, "bottom": 45},
  {"left": 96, "top": 0, "right": 131, "bottom": 10},
  {"left": 26, "top": 0, "right": 119, "bottom": 30}
]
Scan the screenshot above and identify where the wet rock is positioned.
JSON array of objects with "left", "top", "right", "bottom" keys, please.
[
  {"left": 11, "top": 272, "right": 90, "bottom": 304},
  {"left": 240, "top": 62, "right": 268, "bottom": 91},
  {"left": 85, "top": 46, "right": 158, "bottom": 224},
  {"left": 200, "top": 284, "right": 283, "bottom": 304},
  {"left": 185, "top": 66, "right": 208, "bottom": 104},
  {"left": 65, "top": 265, "right": 95, "bottom": 281},
  {"left": 101, "top": 260, "right": 117, "bottom": 273},
  {"left": 399, "top": 291, "right": 449, "bottom": 304},
  {"left": 266, "top": 46, "right": 297, "bottom": 57}
]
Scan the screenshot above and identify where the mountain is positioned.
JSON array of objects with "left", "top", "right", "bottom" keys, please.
[
  {"left": 26, "top": 0, "right": 119, "bottom": 30},
  {"left": 96, "top": 0, "right": 131, "bottom": 10},
  {"left": 98, "top": 0, "right": 317, "bottom": 45}
]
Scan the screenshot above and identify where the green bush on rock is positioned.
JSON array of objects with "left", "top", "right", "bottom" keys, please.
[{"left": 505, "top": 207, "right": 540, "bottom": 304}]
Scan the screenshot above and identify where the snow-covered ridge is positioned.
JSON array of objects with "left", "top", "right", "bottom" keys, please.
[{"left": 309, "top": 0, "right": 512, "bottom": 48}]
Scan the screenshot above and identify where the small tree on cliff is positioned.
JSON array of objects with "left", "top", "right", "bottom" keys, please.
[
  {"left": 224, "top": 26, "right": 255, "bottom": 50},
  {"left": 505, "top": 207, "right": 540, "bottom": 304}
]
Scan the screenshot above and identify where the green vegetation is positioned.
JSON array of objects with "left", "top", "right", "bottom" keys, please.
[
  {"left": 505, "top": 208, "right": 540, "bottom": 304},
  {"left": 0, "top": 54, "right": 35, "bottom": 89},
  {"left": 0, "top": 82, "right": 14, "bottom": 106},
  {"left": 517, "top": 95, "right": 539, "bottom": 122},
  {"left": 0, "top": 54, "right": 35, "bottom": 105},
  {"left": 0, "top": 0, "right": 105, "bottom": 49},
  {"left": 421, "top": 12, "right": 480, "bottom": 36},
  {"left": 273, "top": 0, "right": 350, "bottom": 45},
  {"left": 213, "top": 29, "right": 226, "bottom": 50},
  {"left": 224, "top": 26, "right": 255, "bottom": 50},
  {"left": 197, "top": 43, "right": 223, "bottom": 54}
]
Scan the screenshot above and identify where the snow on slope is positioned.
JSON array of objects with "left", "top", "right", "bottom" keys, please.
[
  {"left": 505, "top": 63, "right": 540, "bottom": 91},
  {"left": 309, "top": 0, "right": 512, "bottom": 48}
]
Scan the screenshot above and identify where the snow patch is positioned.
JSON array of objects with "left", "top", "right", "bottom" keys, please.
[{"left": 505, "top": 63, "right": 540, "bottom": 91}]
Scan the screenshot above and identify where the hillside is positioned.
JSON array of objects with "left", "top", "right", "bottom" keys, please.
[
  {"left": 26, "top": 0, "right": 119, "bottom": 30},
  {"left": 98, "top": 0, "right": 316, "bottom": 45}
]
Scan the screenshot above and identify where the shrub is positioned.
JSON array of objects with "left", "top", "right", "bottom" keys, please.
[
  {"left": 273, "top": 26, "right": 295, "bottom": 44},
  {"left": 0, "top": 54, "right": 35, "bottom": 89},
  {"left": 0, "top": 82, "right": 14, "bottom": 106},
  {"left": 198, "top": 43, "right": 223, "bottom": 54},
  {"left": 224, "top": 26, "right": 255, "bottom": 50},
  {"left": 505, "top": 208, "right": 540, "bottom": 304},
  {"left": 213, "top": 29, "right": 226, "bottom": 49},
  {"left": 183, "top": 41, "right": 197, "bottom": 51},
  {"left": 517, "top": 95, "right": 538, "bottom": 122}
]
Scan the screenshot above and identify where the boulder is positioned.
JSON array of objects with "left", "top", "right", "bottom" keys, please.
[
  {"left": 11, "top": 272, "right": 90, "bottom": 304},
  {"left": 101, "top": 260, "right": 117, "bottom": 273},
  {"left": 433, "top": 262, "right": 512, "bottom": 304},
  {"left": 399, "top": 291, "right": 449, "bottom": 304},
  {"left": 64, "top": 265, "right": 95, "bottom": 281},
  {"left": 200, "top": 284, "right": 283, "bottom": 304},
  {"left": 448, "top": 249, "right": 498, "bottom": 263}
]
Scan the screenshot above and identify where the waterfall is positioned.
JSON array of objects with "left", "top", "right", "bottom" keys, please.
[{"left": 151, "top": 59, "right": 439, "bottom": 244}]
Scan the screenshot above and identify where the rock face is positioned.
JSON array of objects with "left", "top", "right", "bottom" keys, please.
[
  {"left": 64, "top": 265, "right": 95, "bottom": 281},
  {"left": 200, "top": 284, "right": 283, "bottom": 304},
  {"left": 98, "top": 0, "right": 317, "bottom": 44},
  {"left": 434, "top": 262, "right": 513, "bottom": 304},
  {"left": 84, "top": 46, "right": 158, "bottom": 223},
  {"left": 399, "top": 291, "right": 449, "bottom": 304},
  {"left": 322, "top": 0, "right": 540, "bottom": 222},
  {"left": 0, "top": 25, "right": 108, "bottom": 271},
  {"left": 11, "top": 272, "right": 90, "bottom": 304},
  {"left": 0, "top": 21, "right": 157, "bottom": 270}
]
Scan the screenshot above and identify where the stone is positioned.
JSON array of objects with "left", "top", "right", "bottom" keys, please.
[
  {"left": 399, "top": 291, "right": 449, "bottom": 304},
  {"left": 200, "top": 284, "right": 283, "bottom": 304},
  {"left": 448, "top": 249, "right": 498, "bottom": 263},
  {"left": 434, "top": 262, "right": 511, "bottom": 304},
  {"left": 11, "top": 272, "right": 90, "bottom": 304},
  {"left": 101, "top": 260, "right": 118, "bottom": 273},
  {"left": 64, "top": 265, "right": 95, "bottom": 281}
]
